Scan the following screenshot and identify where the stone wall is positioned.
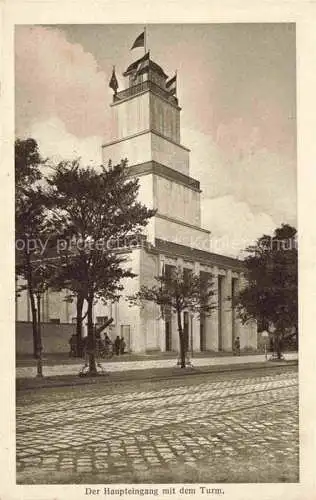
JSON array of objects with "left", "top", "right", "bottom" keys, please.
[
  {"left": 16, "top": 321, "right": 76, "bottom": 355},
  {"left": 150, "top": 92, "right": 180, "bottom": 143},
  {"left": 140, "top": 248, "right": 160, "bottom": 351},
  {"left": 154, "top": 174, "right": 201, "bottom": 226},
  {"left": 155, "top": 215, "right": 210, "bottom": 250},
  {"left": 102, "top": 132, "right": 190, "bottom": 177},
  {"left": 102, "top": 132, "right": 152, "bottom": 168},
  {"left": 111, "top": 92, "right": 150, "bottom": 140}
]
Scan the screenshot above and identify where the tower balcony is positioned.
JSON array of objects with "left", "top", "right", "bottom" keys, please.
[{"left": 113, "top": 80, "right": 179, "bottom": 107}]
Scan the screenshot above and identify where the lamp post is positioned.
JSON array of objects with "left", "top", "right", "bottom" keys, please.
[
  {"left": 33, "top": 263, "right": 49, "bottom": 378},
  {"left": 36, "top": 291, "right": 43, "bottom": 377}
]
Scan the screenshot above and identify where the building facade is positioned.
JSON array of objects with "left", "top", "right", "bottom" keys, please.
[{"left": 16, "top": 53, "right": 257, "bottom": 354}]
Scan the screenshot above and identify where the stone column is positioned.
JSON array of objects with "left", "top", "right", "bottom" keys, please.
[
  {"left": 232, "top": 275, "right": 242, "bottom": 342},
  {"left": 65, "top": 297, "right": 69, "bottom": 323},
  {"left": 27, "top": 290, "right": 30, "bottom": 322},
  {"left": 191, "top": 315, "right": 201, "bottom": 352},
  {"left": 173, "top": 257, "right": 184, "bottom": 352},
  {"left": 205, "top": 267, "right": 219, "bottom": 351},
  {"left": 172, "top": 313, "right": 179, "bottom": 351},
  {"left": 126, "top": 249, "right": 144, "bottom": 353},
  {"left": 237, "top": 272, "right": 258, "bottom": 351},
  {"left": 158, "top": 255, "right": 166, "bottom": 352},
  {"left": 236, "top": 272, "right": 257, "bottom": 350},
  {"left": 221, "top": 269, "right": 233, "bottom": 351}
]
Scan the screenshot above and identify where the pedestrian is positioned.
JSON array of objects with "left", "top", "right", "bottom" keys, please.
[
  {"left": 114, "top": 335, "right": 121, "bottom": 355},
  {"left": 234, "top": 336, "right": 241, "bottom": 356},
  {"left": 120, "top": 336, "right": 126, "bottom": 355},
  {"left": 104, "top": 333, "right": 111, "bottom": 348}
]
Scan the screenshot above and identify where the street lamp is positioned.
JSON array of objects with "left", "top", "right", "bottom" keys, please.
[{"left": 35, "top": 290, "right": 43, "bottom": 377}]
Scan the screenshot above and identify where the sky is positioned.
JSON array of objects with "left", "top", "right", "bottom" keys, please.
[{"left": 15, "top": 23, "right": 297, "bottom": 257}]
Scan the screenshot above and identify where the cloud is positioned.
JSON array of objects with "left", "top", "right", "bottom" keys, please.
[
  {"left": 25, "top": 117, "right": 103, "bottom": 166},
  {"left": 202, "top": 195, "right": 276, "bottom": 257},
  {"left": 15, "top": 26, "right": 111, "bottom": 140},
  {"left": 183, "top": 127, "right": 297, "bottom": 228}
]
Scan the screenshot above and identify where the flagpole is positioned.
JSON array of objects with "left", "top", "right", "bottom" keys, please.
[
  {"left": 144, "top": 26, "right": 147, "bottom": 54},
  {"left": 113, "top": 65, "right": 117, "bottom": 95}
]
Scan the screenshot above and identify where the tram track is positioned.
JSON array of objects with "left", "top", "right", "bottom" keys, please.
[
  {"left": 16, "top": 393, "right": 298, "bottom": 457},
  {"left": 16, "top": 369, "right": 297, "bottom": 417},
  {"left": 17, "top": 362, "right": 297, "bottom": 404},
  {"left": 16, "top": 377, "right": 298, "bottom": 434}
]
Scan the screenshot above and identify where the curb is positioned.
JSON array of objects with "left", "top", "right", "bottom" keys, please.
[
  {"left": 15, "top": 351, "right": 264, "bottom": 368},
  {"left": 16, "top": 360, "right": 298, "bottom": 392}
]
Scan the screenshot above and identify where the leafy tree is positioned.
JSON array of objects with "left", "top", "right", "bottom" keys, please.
[
  {"left": 46, "top": 159, "right": 155, "bottom": 375},
  {"left": 130, "top": 266, "right": 215, "bottom": 368},
  {"left": 236, "top": 224, "right": 298, "bottom": 359},
  {"left": 46, "top": 236, "right": 88, "bottom": 357},
  {"left": 15, "top": 138, "right": 51, "bottom": 375},
  {"left": 15, "top": 138, "right": 43, "bottom": 187}
]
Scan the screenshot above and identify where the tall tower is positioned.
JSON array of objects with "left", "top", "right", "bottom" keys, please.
[
  {"left": 102, "top": 53, "right": 210, "bottom": 250},
  {"left": 15, "top": 52, "right": 257, "bottom": 356}
]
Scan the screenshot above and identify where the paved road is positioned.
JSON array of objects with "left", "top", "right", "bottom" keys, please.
[
  {"left": 16, "top": 352, "right": 298, "bottom": 378},
  {"left": 16, "top": 367, "right": 299, "bottom": 484}
]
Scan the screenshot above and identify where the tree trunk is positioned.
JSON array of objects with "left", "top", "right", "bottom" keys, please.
[
  {"left": 276, "top": 332, "right": 284, "bottom": 359},
  {"left": 87, "top": 295, "right": 97, "bottom": 376},
  {"left": 36, "top": 293, "right": 43, "bottom": 377},
  {"left": 177, "top": 309, "right": 186, "bottom": 368},
  {"left": 25, "top": 250, "right": 38, "bottom": 358},
  {"left": 76, "top": 293, "right": 84, "bottom": 356},
  {"left": 29, "top": 289, "right": 38, "bottom": 357}
]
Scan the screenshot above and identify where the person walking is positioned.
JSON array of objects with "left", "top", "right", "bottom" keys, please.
[
  {"left": 104, "top": 334, "right": 113, "bottom": 357},
  {"left": 114, "top": 335, "right": 121, "bottom": 356},
  {"left": 120, "top": 336, "right": 126, "bottom": 355},
  {"left": 234, "top": 336, "right": 241, "bottom": 356}
]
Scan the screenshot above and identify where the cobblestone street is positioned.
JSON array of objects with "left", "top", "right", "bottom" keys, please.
[{"left": 16, "top": 367, "right": 299, "bottom": 484}]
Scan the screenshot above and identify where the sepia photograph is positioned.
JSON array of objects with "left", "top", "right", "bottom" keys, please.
[{"left": 14, "top": 22, "right": 299, "bottom": 487}]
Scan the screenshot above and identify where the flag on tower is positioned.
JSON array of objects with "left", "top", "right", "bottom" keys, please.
[
  {"left": 123, "top": 52, "right": 150, "bottom": 77},
  {"left": 166, "top": 73, "right": 177, "bottom": 95},
  {"left": 109, "top": 67, "right": 118, "bottom": 94},
  {"left": 131, "top": 31, "right": 145, "bottom": 50}
]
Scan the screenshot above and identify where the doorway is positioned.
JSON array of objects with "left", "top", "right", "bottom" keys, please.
[{"left": 120, "top": 325, "right": 131, "bottom": 352}]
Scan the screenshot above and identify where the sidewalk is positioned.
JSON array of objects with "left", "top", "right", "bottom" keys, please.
[{"left": 16, "top": 352, "right": 298, "bottom": 380}]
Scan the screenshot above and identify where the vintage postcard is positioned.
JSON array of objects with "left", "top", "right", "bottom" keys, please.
[{"left": 1, "top": 1, "right": 316, "bottom": 500}]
